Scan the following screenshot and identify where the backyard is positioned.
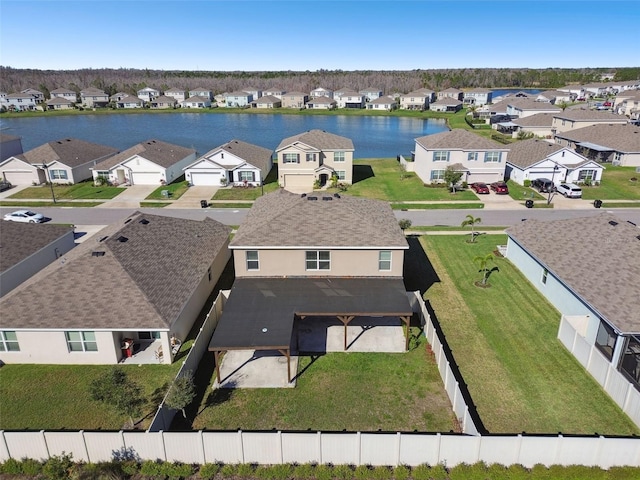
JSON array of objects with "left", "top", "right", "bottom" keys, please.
[{"left": 420, "top": 234, "right": 639, "bottom": 435}]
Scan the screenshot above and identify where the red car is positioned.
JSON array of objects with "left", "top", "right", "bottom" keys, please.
[
  {"left": 470, "top": 182, "right": 490, "bottom": 194},
  {"left": 603, "top": 101, "right": 612, "bottom": 107},
  {"left": 490, "top": 181, "right": 509, "bottom": 194}
]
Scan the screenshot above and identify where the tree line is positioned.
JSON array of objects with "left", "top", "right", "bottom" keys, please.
[{"left": 1, "top": 66, "right": 638, "bottom": 98}]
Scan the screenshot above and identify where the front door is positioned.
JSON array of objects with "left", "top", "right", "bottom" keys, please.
[
  {"left": 319, "top": 173, "right": 328, "bottom": 186},
  {"left": 116, "top": 169, "right": 126, "bottom": 184}
]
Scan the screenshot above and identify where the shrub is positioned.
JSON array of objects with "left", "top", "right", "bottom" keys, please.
[
  {"left": 292, "top": 463, "right": 315, "bottom": 479},
  {"left": 354, "top": 464, "right": 372, "bottom": 479},
  {"left": 198, "top": 462, "right": 221, "bottom": 479},
  {"left": 236, "top": 463, "right": 256, "bottom": 478},
  {"left": 268, "top": 463, "right": 293, "bottom": 480},
  {"left": 333, "top": 464, "right": 354, "bottom": 480},
  {"left": 371, "top": 465, "right": 393, "bottom": 480},
  {"left": 140, "top": 460, "right": 164, "bottom": 477},
  {"left": 411, "top": 464, "right": 432, "bottom": 480},
  {"left": 220, "top": 463, "right": 237, "bottom": 477},
  {"left": 42, "top": 453, "right": 74, "bottom": 480},
  {"left": 21, "top": 458, "right": 44, "bottom": 476},
  {"left": 393, "top": 464, "right": 410, "bottom": 480},
  {"left": 312, "top": 463, "right": 333, "bottom": 480},
  {"left": 523, "top": 179, "right": 531, "bottom": 187},
  {"left": 0, "top": 458, "right": 24, "bottom": 474}
]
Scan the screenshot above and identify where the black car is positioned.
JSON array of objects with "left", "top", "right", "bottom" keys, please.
[
  {"left": 0, "top": 180, "right": 12, "bottom": 192},
  {"left": 531, "top": 178, "right": 555, "bottom": 193}
]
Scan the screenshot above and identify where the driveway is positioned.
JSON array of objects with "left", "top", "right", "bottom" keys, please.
[
  {"left": 477, "top": 192, "right": 524, "bottom": 210},
  {"left": 96, "top": 185, "right": 157, "bottom": 209},
  {"left": 167, "top": 186, "right": 219, "bottom": 209}
]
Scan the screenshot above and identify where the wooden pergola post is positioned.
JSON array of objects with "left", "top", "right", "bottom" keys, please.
[
  {"left": 337, "top": 315, "right": 355, "bottom": 350},
  {"left": 278, "top": 349, "right": 292, "bottom": 383},
  {"left": 214, "top": 351, "right": 222, "bottom": 383},
  {"left": 401, "top": 316, "right": 411, "bottom": 351}
]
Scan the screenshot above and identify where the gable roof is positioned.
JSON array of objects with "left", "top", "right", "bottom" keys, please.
[
  {"left": 276, "top": 129, "right": 353, "bottom": 151},
  {"left": 151, "top": 95, "right": 177, "bottom": 104},
  {"left": 506, "top": 213, "right": 640, "bottom": 334},
  {"left": 46, "top": 97, "right": 74, "bottom": 105},
  {"left": 198, "top": 139, "right": 272, "bottom": 171},
  {"left": 508, "top": 99, "right": 562, "bottom": 112},
  {"left": 0, "top": 213, "right": 231, "bottom": 330},
  {"left": 306, "top": 96, "right": 336, "bottom": 105},
  {"left": 93, "top": 139, "right": 195, "bottom": 170},
  {"left": 552, "top": 109, "right": 628, "bottom": 122},
  {"left": 253, "top": 95, "right": 281, "bottom": 104},
  {"left": 16, "top": 138, "right": 118, "bottom": 168},
  {"left": 230, "top": 190, "right": 407, "bottom": 249},
  {"left": 80, "top": 87, "right": 107, "bottom": 95},
  {"left": 50, "top": 87, "right": 76, "bottom": 95},
  {"left": 555, "top": 124, "right": 640, "bottom": 153},
  {"left": 512, "top": 112, "right": 555, "bottom": 127},
  {"left": 415, "top": 129, "right": 506, "bottom": 151},
  {"left": 431, "top": 98, "right": 462, "bottom": 106},
  {"left": 505, "top": 138, "right": 564, "bottom": 168}
]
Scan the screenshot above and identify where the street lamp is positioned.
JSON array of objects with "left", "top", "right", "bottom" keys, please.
[
  {"left": 547, "top": 164, "right": 559, "bottom": 205},
  {"left": 41, "top": 164, "right": 56, "bottom": 204}
]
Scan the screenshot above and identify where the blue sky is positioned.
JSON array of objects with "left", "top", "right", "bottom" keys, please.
[{"left": 1, "top": 1, "right": 638, "bottom": 71}]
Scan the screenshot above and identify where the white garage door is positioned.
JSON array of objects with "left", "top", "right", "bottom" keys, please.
[
  {"left": 131, "top": 172, "right": 162, "bottom": 185},
  {"left": 191, "top": 172, "right": 223, "bottom": 186},
  {"left": 3, "top": 171, "right": 37, "bottom": 185},
  {"left": 284, "top": 174, "right": 314, "bottom": 188}
]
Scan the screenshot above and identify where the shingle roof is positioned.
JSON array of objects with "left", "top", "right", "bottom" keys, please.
[
  {"left": 230, "top": 190, "right": 407, "bottom": 249},
  {"left": 203, "top": 139, "right": 272, "bottom": 172},
  {"left": 118, "top": 95, "right": 142, "bottom": 104},
  {"left": 512, "top": 112, "right": 555, "bottom": 127},
  {"left": 16, "top": 138, "right": 118, "bottom": 168},
  {"left": 93, "top": 139, "right": 195, "bottom": 170},
  {"left": 80, "top": 87, "right": 107, "bottom": 95},
  {"left": 151, "top": 95, "right": 177, "bottom": 103},
  {"left": 505, "top": 138, "right": 563, "bottom": 168},
  {"left": 506, "top": 213, "right": 640, "bottom": 334},
  {"left": 276, "top": 129, "right": 353, "bottom": 151},
  {"left": 431, "top": 98, "right": 462, "bottom": 106},
  {"left": 306, "top": 96, "right": 336, "bottom": 105},
  {"left": 0, "top": 222, "right": 74, "bottom": 273},
  {"left": 0, "top": 212, "right": 231, "bottom": 330},
  {"left": 509, "top": 99, "right": 562, "bottom": 111},
  {"left": 183, "top": 95, "right": 210, "bottom": 103},
  {"left": 553, "top": 109, "right": 628, "bottom": 122},
  {"left": 50, "top": 88, "right": 76, "bottom": 94},
  {"left": 415, "top": 129, "right": 506, "bottom": 151},
  {"left": 46, "top": 97, "right": 74, "bottom": 105},
  {"left": 555, "top": 124, "right": 640, "bottom": 153},
  {"left": 253, "top": 95, "right": 281, "bottom": 104},
  {"left": 0, "top": 133, "right": 21, "bottom": 143}
]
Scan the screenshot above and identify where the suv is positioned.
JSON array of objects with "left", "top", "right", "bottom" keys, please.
[
  {"left": 556, "top": 183, "right": 582, "bottom": 198},
  {"left": 531, "top": 178, "right": 555, "bottom": 193}
]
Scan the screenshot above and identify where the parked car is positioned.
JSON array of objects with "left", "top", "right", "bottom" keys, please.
[
  {"left": 531, "top": 178, "right": 555, "bottom": 193},
  {"left": 603, "top": 101, "right": 612, "bottom": 107},
  {"left": 556, "top": 183, "right": 582, "bottom": 198},
  {"left": 0, "top": 180, "right": 12, "bottom": 192},
  {"left": 490, "top": 181, "right": 509, "bottom": 194},
  {"left": 3, "top": 210, "right": 45, "bottom": 223},
  {"left": 470, "top": 182, "right": 490, "bottom": 194}
]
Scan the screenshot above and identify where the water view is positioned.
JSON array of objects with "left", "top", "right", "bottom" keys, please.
[{"left": 0, "top": 113, "right": 449, "bottom": 159}]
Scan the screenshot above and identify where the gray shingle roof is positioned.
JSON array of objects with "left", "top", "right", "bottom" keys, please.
[
  {"left": 555, "top": 124, "right": 640, "bottom": 153},
  {"left": 415, "top": 129, "right": 506, "bottom": 151},
  {"left": 0, "top": 222, "right": 74, "bottom": 273},
  {"left": 432, "top": 98, "right": 462, "bottom": 106},
  {"left": 512, "top": 112, "right": 555, "bottom": 127},
  {"left": 230, "top": 190, "right": 407, "bottom": 249},
  {"left": 506, "top": 213, "right": 640, "bottom": 334},
  {"left": 509, "top": 99, "right": 562, "bottom": 111},
  {"left": 553, "top": 109, "right": 628, "bottom": 122},
  {"left": 506, "top": 138, "right": 563, "bottom": 168},
  {"left": 50, "top": 88, "right": 76, "bottom": 94},
  {"left": 253, "top": 95, "right": 281, "bottom": 104},
  {"left": 276, "top": 129, "right": 354, "bottom": 151},
  {"left": 16, "top": 138, "right": 118, "bottom": 168},
  {"left": 46, "top": 97, "right": 74, "bottom": 105},
  {"left": 0, "top": 213, "right": 231, "bottom": 330},
  {"left": 204, "top": 139, "right": 272, "bottom": 172},
  {"left": 93, "top": 139, "right": 195, "bottom": 170}
]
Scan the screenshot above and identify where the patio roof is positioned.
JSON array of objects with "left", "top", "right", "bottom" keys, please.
[{"left": 576, "top": 141, "right": 614, "bottom": 152}]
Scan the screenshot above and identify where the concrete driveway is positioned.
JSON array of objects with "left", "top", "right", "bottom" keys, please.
[
  {"left": 167, "top": 186, "right": 219, "bottom": 209},
  {"left": 96, "top": 185, "right": 157, "bottom": 209}
]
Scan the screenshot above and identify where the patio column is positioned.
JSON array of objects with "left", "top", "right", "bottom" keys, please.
[
  {"left": 214, "top": 351, "right": 222, "bottom": 384},
  {"left": 278, "top": 349, "right": 292, "bottom": 383},
  {"left": 401, "top": 316, "right": 411, "bottom": 351},
  {"left": 337, "top": 315, "right": 355, "bottom": 351}
]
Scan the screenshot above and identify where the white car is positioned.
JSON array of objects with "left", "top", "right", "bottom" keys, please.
[
  {"left": 3, "top": 210, "right": 45, "bottom": 223},
  {"left": 556, "top": 183, "right": 582, "bottom": 198}
]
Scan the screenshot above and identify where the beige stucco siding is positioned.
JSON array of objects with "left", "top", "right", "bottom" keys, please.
[{"left": 233, "top": 249, "right": 404, "bottom": 277}]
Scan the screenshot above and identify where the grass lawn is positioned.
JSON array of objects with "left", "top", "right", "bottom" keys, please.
[
  {"left": 0, "top": 201, "right": 103, "bottom": 207},
  {"left": 212, "top": 166, "right": 281, "bottom": 201},
  {"left": 145, "top": 180, "right": 190, "bottom": 200},
  {"left": 139, "top": 201, "right": 170, "bottom": 208},
  {"left": 420, "top": 234, "right": 639, "bottom": 435},
  {"left": 185, "top": 329, "right": 458, "bottom": 432},
  {"left": 391, "top": 203, "right": 484, "bottom": 210},
  {"left": 580, "top": 166, "right": 640, "bottom": 200},
  {"left": 7, "top": 182, "right": 125, "bottom": 200},
  {"left": 506, "top": 180, "right": 546, "bottom": 201}
]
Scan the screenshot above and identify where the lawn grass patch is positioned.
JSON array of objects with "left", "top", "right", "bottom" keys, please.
[
  {"left": 207, "top": 202, "right": 253, "bottom": 209},
  {"left": 139, "top": 201, "right": 170, "bottom": 208},
  {"left": 580, "top": 166, "right": 640, "bottom": 200},
  {"left": 188, "top": 329, "right": 457, "bottom": 432},
  {"left": 420, "top": 234, "right": 639, "bottom": 435},
  {"left": 391, "top": 202, "right": 484, "bottom": 210},
  {"left": 408, "top": 226, "right": 507, "bottom": 232},
  {"left": 8, "top": 181, "right": 125, "bottom": 200},
  {"left": 0, "top": 201, "right": 103, "bottom": 207},
  {"left": 212, "top": 166, "right": 280, "bottom": 200},
  {"left": 145, "top": 180, "right": 189, "bottom": 200},
  {"left": 601, "top": 201, "right": 640, "bottom": 208},
  {"left": 507, "top": 180, "right": 545, "bottom": 201}
]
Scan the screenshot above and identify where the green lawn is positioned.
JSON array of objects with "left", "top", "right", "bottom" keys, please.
[
  {"left": 145, "top": 180, "right": 190, "bottom": 200},
  {"left": 185, "top": 329, "right": 458, "bottom": 432},
  {"left": 7, "top": 181, "right": 125, "bottom": 200},
  {"left": 580, "top": 166, "right": 640, "bottom": 200},
  {"left": 0, "top": 201, "right": 103, "bottom": 207},
  {"left": 420, "top": 234, "right": 639, "bottom": 435},
  {"left": 506, "top": 180, "right": 545, "bottom": 201},
  {"left": 391, "top": 202, "right": 484, "bottom": 210},
  {"left": 212, "top": 165, "right": 280, "bottom": 200}
]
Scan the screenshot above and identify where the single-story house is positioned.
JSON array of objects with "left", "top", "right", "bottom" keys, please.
[
  {"left": 552, "top": 109, "right": 628, "bottom": 133},
  {"left": 306, "top": 96, "right": 337, "bottom": 110},
  {"left": 45, "top": 97, "right": 75, "bottom": 110},
  {"left": 0, "top": 134, "right": 23, "bottom": 162},
  {"left": 412, "top": 129, "right": 509, "bottom": 185},
  {"left": 0, "top": 138, "right": 118, "bottom": 185},
  {"left": 554, "top": 124, "right": 640, "bottom": 166},
  {"left": 429, "top": 97, "right": 463, "bottom": 112},
  {"left": 0, "top": 222, "right": 75, "bottom": 297},
  {"left": 116, "top": 95, "right": 143, "bottom": 109},
  {"left": 0, "top": 212, "right": 231, "bottom": 365},
  {"left": 281, "top": 91, "right": 309, "bottom": 109},
  {"left": 184, "top": 139, "right": 273, "bottom": 187},
  {"left": 91, "top": 139, "right": 196, "bottom": 186},
  {"left": 150, "top": 95, "right": 177, "bottom": 109},
  {"left": 505, "top": 138, "right": 604, "bottom": 186},
  {"left": 505, "top": 213, "right": 640, "bottom": 394},
  {"left": 366, "top": 95, "right": 398, "bottom": 111},
  {"left": 275, "top": 129, "right": 354, "bottom": 190},
  {"left": 110, "top": 92, "right": 129, "bottom": 102},
  {"left": 508, "top": 113, "right": 555, "bottom": 138},
  {"left": 536, "top": 90, "right": 575, "bottom": 104},
  {"left": 250, "top": 95, "right": 282, "bottom": 109},
  {"left": 182, "top": 96, "right": 212, "bottom": 108}
]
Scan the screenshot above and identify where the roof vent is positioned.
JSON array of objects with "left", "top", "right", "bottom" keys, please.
[
  {"left": 117, "top": 236, "right": 128, "bottom": 243},
  {"left": 98, "top": 235, "right": 109, "bottom": 242},
  {"left": 91, "top": 251, "right": 106, "bottom": 257},
  {"left": 307, "top": 196, "right": 318, "bottom": 201},
  {"left": 124, "top": 218, "right": 132, "bottom": 224},
  {"left": 609, "top": 220, "right": 618, "bottom": 226},
  {"left": 139, "top": 218, "right": 149, "bottom": 225},
  {"left": 333, "top": 193, "right": 341, "bottom": 199},
  {"left": 322, "top": 196, "right": 332, "bottom": 201},
  {"left": 301, "top": 193, "right": 307, "bottom": 198},
  {"left": 627, "top": 220, "right": 637, "bottom": 226},
  {"left": 637, "top": 235, "right": 640, "bottom": 241}
]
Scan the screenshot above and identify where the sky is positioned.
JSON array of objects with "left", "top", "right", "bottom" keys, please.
[{"left": 0, "top": 0, "right": 638, "bottom": 71}]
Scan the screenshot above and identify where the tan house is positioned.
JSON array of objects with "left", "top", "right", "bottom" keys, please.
[
  {"left": 554, "top": 124, "right": 640, "bottom": 166},
  {"left": 306, "top": 96, "right": 336, "bottom": 110},
  {"left": 45, "top": 97, "right": 75, "bottom": 110},
  {"left": 0, "top": 212, "right": 231, "bottom": 365},
  {"left": 366, "top": 95, "right": 398, "bottom": 111},
  {"left": 80, "top": 87, "right": 109, "bottom": 108},
  {"left": 399, "top": 90, "right": 430, "bottom": 110},
  {"left": 281, "top": 91, "right": 309, "bottom": 109},
  {"left": 208, "top": 190, "right": 413, "bottom": 383},
  {"left": 164, "top": 88, "right": 186, "bottom": 103},
  {"left": 251, "top": 95, "right": 282, "bottom": 109},
  {"left": 510, "top": 112, "right": 555, "bottom": 138},
  {"left": 552, "top": 109, "right": 628, "bottom": 133},
  {"left": 49, "top": 87, "right": 77, "bottom": 102},
  {"left": 437, "top": 88, "right": 463, "bottom": 101},
  {"left": 275, "top": 129, "right": 354, "bottom": 190},
  {"left": 429, "top": 97, "right": 463, "bottom": 112},
  {"left": 150, "top": 95, "right": 177, "bottom": 109}
]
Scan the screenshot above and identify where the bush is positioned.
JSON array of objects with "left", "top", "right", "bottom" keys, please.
[
  {"left": 523, "top": 179, "right": 531, "bottom": 187},
  {"left": 394, "top": 464, "right": 410, "bottom": 480},
  {"left": 292, "top": 463, "right": 315, "bottom": 479},
  {"left": 313, "top": 463, "right": 333, "bottom": 480},
  {"left": 198, "top": 462, "right": 221, "bottom": 479},
  {"left": 42, "top": 453, "right": 74, "bottom": 480},
  {"left": 333, "top": 463, "right": 354, "bottom": 479},
  {"left": 0, "top": 458, "right": 24, "bottom": 475}
]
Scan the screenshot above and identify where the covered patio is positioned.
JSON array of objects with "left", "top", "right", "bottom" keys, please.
[{"left": 208, "top": 277, "right": 414, "bottom": 387}]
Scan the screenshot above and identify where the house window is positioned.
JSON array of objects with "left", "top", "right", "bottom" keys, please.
[
  {"left": 467, "top": 152, "right": 478, "bottom": 161},
  {"left": 0, "top": 331, "right": 20, "bottom": 352},
  {"left": 541, "top": 268, "right": 548, "bottom": 285},
  {"left": 578, "top": 169, "right": 596, "bottom": 181},
  {"left": 238, "top": 171, "right": 255, "bottom": 182},
  {"left": 379, "top": 251, "right": 392, "bottom": 271},
  {"left": 246, "top": 250, "right": 259, "bottom": 270},
  {"left": 334, "top": 152, "right": 345, "bottom": 162},
  {"left": 485, "top": 152, "right": 501, "bottom": 163},
  {"left": 336, "top": 170, "right": 346, "bottom": 180},
  {"left": 306, "top": 250, "right": 330, "bottom": 270},
  {"left": 620, "top": 335, "right": 640, "bottom": 385},
  {"left": 65, "top": 331, "right": 98, "bottom": 352},
  {"left": 595, "top": 320, "right": 617, "bottom": 361},
  {"left": 430, "top": 170, "right": 446, "bottom": 181},
  {"left": 432, "top": 151, "right": 449, "bottom": 162},
  {"left": 306, "top": 153, "right": 316, "bottom": 162},
  {"left": 49, "top": 169, "right": 68, "bottom": 180},
  {"left": 283, "top": 153, "right": 300, "bottom": 164},
  {"left": 139, "top": 331, "right": 161, "bottom": 340},
  {"left": 207, "top": 267, "right": 212, "bottom": 281}
]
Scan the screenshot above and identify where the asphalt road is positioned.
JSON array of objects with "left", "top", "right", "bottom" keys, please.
[{"left": 2, "top": 206, "right": 640, "bottom": 228}]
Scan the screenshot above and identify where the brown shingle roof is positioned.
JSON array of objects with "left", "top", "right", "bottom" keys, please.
[
  {"left": 276, "top": 129, "right": 353, "bottom": 151},
  {"left": 230, "top": 190, "right": 407, "bottom": 249},
  {"left": 506, "top": 138, "right": 563, "bottom": 168},
  {"left": 204, "top": 139, "right": 272, "bottom": 172},
  {"left": 553, "top": 109, "right": 628, "bottom": 122},
  {"left": 506, "top": 213, "right": 640, "bottom": 334},
  {"left": 16, "top": 138, "right": 118, "bottom": 168},
  {"left": 512, "top": 112, "right": 555, "bottom": 127},
  {"left": 555, "top": 124, "right": 640, "bottom": 153},
  {"left": 415, "top": 129, "right": 506, "bottom": 151},
  {"left": 93, "top": 139, "right": 195, "bottom": 170},
  {"left": 0, "top": 212, "right": 231, "bottom": 330},
  {"left": 0, "top": 222, "right": 74, "bottom": 273}
]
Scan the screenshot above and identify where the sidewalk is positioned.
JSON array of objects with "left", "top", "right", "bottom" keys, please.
[{"left": 95, "top": 185, "right": 157, "bottom": 209}]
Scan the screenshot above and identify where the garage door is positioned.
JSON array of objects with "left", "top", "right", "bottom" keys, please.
[
  {"left": 284, "top": 174, "right": 314, "bottom": 188},
  {"left": 2, "top": 171, "right": 37, "bottom": 185},
  {"left": 131, "top": 172, "right": 162, "bottom": 185},
  {"left": 191, "top": 172, "right": 223, "bottom": 186}
]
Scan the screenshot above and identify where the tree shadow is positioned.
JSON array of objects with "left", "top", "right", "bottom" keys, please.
[
  {"left": 403, "top": 235, "right": 441, "bottom": 296},
  {"left": 352, "top": 164, "right": 374, "bottom": 184}
]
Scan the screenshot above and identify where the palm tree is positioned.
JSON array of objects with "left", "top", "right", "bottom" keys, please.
[
  {"left": 461, "top": 214, "right": 481, "bottom": 243},
  {"left": 473, "top": 253, "right": 494, "bottom": 286}
]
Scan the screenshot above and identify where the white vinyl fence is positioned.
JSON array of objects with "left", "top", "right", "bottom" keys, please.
[{"left": 558, "top": 315, "right": 640, "bottom": 428}]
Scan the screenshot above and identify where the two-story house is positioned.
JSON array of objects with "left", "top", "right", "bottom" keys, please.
[
  {"left": 5, "top": 93, "right": 37, "bottom": 111},
  {"left": 552, "top": 109, "right": 628, "bottom": 134},
  {"left": 429, "top": 97, "right": 463, "bottom": 112},
  {"left": 137, "top": 87, "right": 161, "bottom": 102},
  {"left": 310, "top": 87, "right": 333, "bottom": 99},
  {"left": 335, "top": 89, "right": 365, "bottom": 109},
  {"left": 116, "top": 95, "right": 144, "bottom": 109},
  {"left": 80, "top": 87, "right": 109, "bottom": 108},
  {"left": 45, "top": 97, "right": 75, "bottom": 110},
  {"left": 437, "top": 88, "right": 463, "bottom": 101},
  {"left": 182, "top": 95, "right": 212, "bottom": 108},
  {"left": 275, "top": 129, "right": 354, "bottom": 191},
  {"left": 224, "top": 91, "right": 253, "bottom": 108},
  {"left": 263, "top": 88, "right": 285, "bottom": 99},
  {"left": 281, "top": 91, "right": 309, "bottom": 109},
  {"left": 164, "top": 88, "right": 186, "bottom": 103},
  {"left": 49, "top": 88, "right": 77, "bottom": 103},
  {"left": 463, "top": 88, "right": 493, "bottom": 106},
  {"left": 188, "top": 88, "right": 213, "bottom": 101},
  {"left": 399, "top": 91, "right": 430, "bottom": 110},
  {"left": 21, "top": 88, "right": 45, "bottom": 103},
  {"left": 359, "top": 87, "right": 383, "bottom": 102},
  {"left": 413, "top": 129, "right": 509, "bottom": 185},
  {"left": 208, "top": 190, "right": 413, "bottom": 384},
  {"left": 150, "top": 95, "right": 177, "bottom": 109}
]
